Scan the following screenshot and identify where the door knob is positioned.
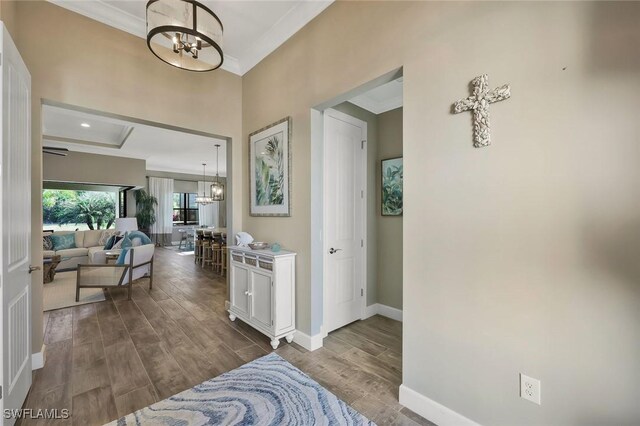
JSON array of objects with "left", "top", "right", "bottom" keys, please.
[
  {"left": 28, "top": 265, "right": 41, "bottom": 274},
  {"left": 328, "top": 248, "right": 342, "bottom": 254}
]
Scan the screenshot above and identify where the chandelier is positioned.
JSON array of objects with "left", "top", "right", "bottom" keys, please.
[
  {"left": 146, "top": 0, "right": 224, "bottom": 72},
  {"left": 210, "top": 144, "right": 224, "bottom": 201},
  {"left": 195, "top": 163, "right": 213, "bottom": 205}
]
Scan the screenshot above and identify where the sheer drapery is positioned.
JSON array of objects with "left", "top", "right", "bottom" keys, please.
[
  {"left": 149, "top": 177, "right": 174, "bottom": 246},
  {"left": 197, "top": 181, "right": 219, "bottom": 227}
]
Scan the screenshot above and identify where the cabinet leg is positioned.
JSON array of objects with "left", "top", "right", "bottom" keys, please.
[
  {"left": 228, "top": 313, "right": 236, "bottom": 322},
  {"left": 285, "top": 333, "right": 294, "bottom": 344},
  {"left": 270, "top": 339, "right": 280, "bottom": 350}
]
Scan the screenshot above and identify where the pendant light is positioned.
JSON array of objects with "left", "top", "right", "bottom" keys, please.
[
  {"left": 210, "top": 144, "right": 225, "bottom": 201},
  {"left": 195, "top": 163, "right": 213, "bottom": 205},
  {"left": 146, "top": 0, "right": 224, "bottom": 72}
]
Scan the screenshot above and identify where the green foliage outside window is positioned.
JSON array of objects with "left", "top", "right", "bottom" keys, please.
[{"left": 43, "top": 190, "right": 117, "bottom": 230}]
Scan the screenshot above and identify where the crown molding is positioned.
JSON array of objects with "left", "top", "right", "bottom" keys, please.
[
  {"left": 47, "top": 0, "right": 241, "bottom": 75},
  {"left": 349, "top": 94, "right": 404, "bottom": 115},
  {"left": 48, "top": 0, "right": 146, "bottom": 38},
  {"left": 237, "top": 0, "right": 334, "bottom": 75},
  {"left": 47, "top": 0, "right": 330, "bottom": 76}
]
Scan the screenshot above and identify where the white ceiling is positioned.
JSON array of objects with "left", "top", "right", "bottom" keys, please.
[
  {"left": 43, "top": 104, "right": 228, "bottom": 177},
  {"left": 48, "top": 0, "right": 333, "bottom": 75},
  {"left": 349, "top": 77, "right": 403, "bottom": 115}
]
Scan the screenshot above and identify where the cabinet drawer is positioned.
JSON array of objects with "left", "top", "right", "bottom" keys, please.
[
  {"left": 258, "top": 258, "right": 273, "bottom": 271},
  {"left": 231, "top": 251, "right": 244, "bottom": 263}
]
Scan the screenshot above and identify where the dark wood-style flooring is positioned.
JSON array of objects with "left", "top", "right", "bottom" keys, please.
[{"left": 22, "top": 247, "right": 433, "bottom": 426}]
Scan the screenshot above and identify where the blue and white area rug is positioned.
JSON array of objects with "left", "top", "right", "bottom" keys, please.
[{"left": 109, "top": 352, "right": 375, "bottom": 425}]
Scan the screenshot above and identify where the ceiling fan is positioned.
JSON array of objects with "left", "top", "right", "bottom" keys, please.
[{"left": 42, "top": 146, "right": 69, "bottom": 157}]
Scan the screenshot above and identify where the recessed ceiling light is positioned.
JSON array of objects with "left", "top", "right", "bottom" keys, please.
[{"left": 81, "top": 123, "right": 91, "bottom": 128}]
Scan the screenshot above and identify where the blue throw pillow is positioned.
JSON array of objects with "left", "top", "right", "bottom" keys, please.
[
  {"left": 103, "top": 235, "right": 116, "bottom": 250},
  {"left": 116, "top": 248, "right": 130, "bottom": 265},
  {"left": 127, "top": 230, "right": 152, "bottom": 246},
  {"left": 120, "top": 232, "right": 133, "bottom": 250},
  {"left": 50, "top": 233, "right": 76, "bottom": 250}
]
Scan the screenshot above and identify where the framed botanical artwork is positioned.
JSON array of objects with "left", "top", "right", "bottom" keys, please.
[
  {"left": 249, "top": 117, "right": 292, "bottom": 217},
  {"left": 381, "top": 157, "right": 403, "bottom": 216}
]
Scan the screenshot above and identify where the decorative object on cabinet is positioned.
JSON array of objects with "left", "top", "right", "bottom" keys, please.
[
  {"left": 381, "top": 157, "right": 403, "bottom": 216},
  {"left": 235, "top": 232, "right": 254, "bottom": 247},
  {"left": 249, "top": 117, "right": 292, "bottom": 217},
  {"left": 270, "top": 242, "right": 281, "bottom": 253},
  {"left": 248, "top": 242, "right": 269, "bottom": 250},
  {"left": 452, "top": 74, "right": 511, "bottom": 148},
  {"left": 228, "top": 245, "right": 296, "bottom": 349}
]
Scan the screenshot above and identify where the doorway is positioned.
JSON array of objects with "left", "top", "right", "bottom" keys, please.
[
  {"left": 323, "top": 109, "right": 368, "bottom": 333},
  {"left": 311, "top": 68, "right": 404, "bottom": 346}
]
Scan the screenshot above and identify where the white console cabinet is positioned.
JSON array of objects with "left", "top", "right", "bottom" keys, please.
[{"left": 227, "top": 246, "right": 296, "bottom": 349}]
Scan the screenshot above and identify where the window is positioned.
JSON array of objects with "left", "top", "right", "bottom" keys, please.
[
  {"left": 43, "top": 189, "right": 117, "bottom": 231},
  {"left": 173, "top": 193, "right": 199, "bottom": 225}
]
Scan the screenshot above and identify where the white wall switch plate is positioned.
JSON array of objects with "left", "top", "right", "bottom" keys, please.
[{"left": 520, "top": 373, "right": 541, "bottom": 405}]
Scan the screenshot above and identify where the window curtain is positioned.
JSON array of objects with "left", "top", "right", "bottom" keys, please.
[
  {"left": 197, "top": 181, "right": 219, "bottom": 227},
  {"left": 149, "top": 177, "right": 174, "bottom": 246}
]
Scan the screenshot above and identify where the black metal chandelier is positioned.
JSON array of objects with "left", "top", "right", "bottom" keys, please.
[{"left": 146, "top": 0, "right": 224, "bottom": 72}]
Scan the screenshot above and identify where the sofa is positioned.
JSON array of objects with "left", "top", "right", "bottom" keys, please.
[{"left": 43, "top": 229, "right": 117, "bottom": 270}]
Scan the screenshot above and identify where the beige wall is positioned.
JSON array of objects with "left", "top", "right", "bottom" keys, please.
[
  {"left": 12, "top": 0, "right": 243, "bottom": 354},
  {"left": 377, "top": 107, "right": 402, "bottom": 310},
  {"left": 0, "top": 0, "right": 17, "bottom": 39},
  {"left": 242, "top": 1, "right": 640, "bottom": 424},
  {"left": 43, "top": 151, "right": 146, "bottom": 188}
]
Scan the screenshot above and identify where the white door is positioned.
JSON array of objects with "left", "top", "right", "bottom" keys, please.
[
  {"left": 323, "top": 109, "right": 366, "bottom": 333},
  {"left": 0, "top": 23, "right": 32, "bottom": 420}
]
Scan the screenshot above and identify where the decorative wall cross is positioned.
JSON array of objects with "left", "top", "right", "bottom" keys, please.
[{"left": 452, "top": 74, "right": 511, "bottom": 148}]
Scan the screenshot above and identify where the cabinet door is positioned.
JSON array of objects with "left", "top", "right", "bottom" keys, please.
[
  {"left": 231, "top": 264, "right": 249, "bottom": 318},
  {"left": 250, "top": 270, "right": 272, "bottom": 330}
]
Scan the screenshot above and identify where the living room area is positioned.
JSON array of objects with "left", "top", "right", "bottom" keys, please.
[{"left": 40, "top": 102, "right": 230, "bottom": 312}]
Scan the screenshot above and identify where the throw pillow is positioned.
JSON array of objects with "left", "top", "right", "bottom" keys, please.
[
  {"left": 49, "top": 233, "right": 76, "bottom": 251},
  {"left": 103, "top": 235, "right": 116, "bottom": 250},
  {"left": 120, "top": 232, "right": 134, "bottom": 250},
  {"left": 98, "top": 229, "right": 117, "bottom": 246},
  {"left": 116, "top": 248, "right": 130, "bottom": 265},
  {"left": 127, "top": 230, "right": 152, "bottom": 246},
  {"left": 111, "top": 236, "right": 125, "bottom": 250},
  {"left": 43, "top": 235, "right": 53, "bottom": 251}
]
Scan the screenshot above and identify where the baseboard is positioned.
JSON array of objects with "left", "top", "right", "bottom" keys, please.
[
  {"left": 399, "top": 384, "right": 481, "bottom": 426},
  {"left": 292, "top": 330, "right": 323, "bottom": 351},
  {"left": 364, "top": 304, "right": 378, "bottom": 319},
  {"left": 32, "top": 344, "right": 45, "bottom": 370},
  {"left": 363, "top": 303, "right": 403, "bottom": 322}
]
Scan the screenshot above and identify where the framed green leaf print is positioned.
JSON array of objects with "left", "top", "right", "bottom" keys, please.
[
  {"left": 381, "top": 157, "right": 403, "bottom": 216},
  {"left": 249, "top": 117, "right": 292, "bottom": 216}
]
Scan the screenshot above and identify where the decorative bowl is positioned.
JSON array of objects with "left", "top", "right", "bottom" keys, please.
[{"left": 248, "top": 242, "right": 269, "bottom": 250}]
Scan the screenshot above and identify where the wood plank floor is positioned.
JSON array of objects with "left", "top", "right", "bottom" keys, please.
[{"left": 22, "top": 247, "right": 434, "bottom": 426}]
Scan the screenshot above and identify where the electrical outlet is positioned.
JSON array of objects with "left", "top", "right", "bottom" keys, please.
[{"left": 520, "top": 373, "right": 541, "bottom": 405}]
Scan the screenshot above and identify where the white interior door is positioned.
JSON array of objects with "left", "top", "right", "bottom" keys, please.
[
  {"left": 324, "top": 109, "right": 366, "bottom": 333},
  {"left": 1, "top": 23, "right": 32, "bottom": 419}
]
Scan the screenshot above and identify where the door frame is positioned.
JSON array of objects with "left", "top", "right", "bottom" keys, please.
[{"left": 321, "top": 108, "right": 368, "bottom": 337}]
